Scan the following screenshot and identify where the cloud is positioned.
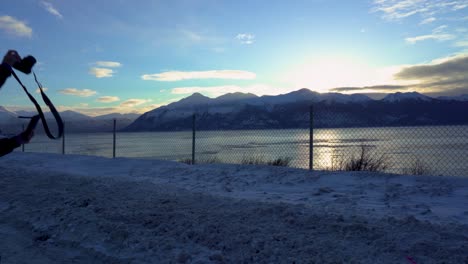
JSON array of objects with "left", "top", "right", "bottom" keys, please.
[
  {"left": 35, "top": 87, "right": 49, "bottom": 93},
  {"left": 373, "top": 0, "right": 468, "bottom": 21},
  {"left": 171, "top": 84, "right": 291, "bottom": 97},
  {"left": 142, "top": 70, "right": 256, "bottom": 81},
  {"left": 331, "top": 85, "right": 407, "bottom": 92},
  {"left": 331, "top": 53, "right": 468, "bottom": 95},
  {"left": 89, "top": 67, "right": 114, "bottom": 78},
  {"left": 455, "top": 40, "right": 468, "bottom": 47},
  {"left": 40, "top": 1, "right": 63, "bottom": 19},
  {"left": 94, "top": 61, "right": 122, "bottom": 68},
  {"left": 420, "top": 17, "right": 436, "bottom": 24},
  {"left": 236, "top": 33, "right": 255, "bottom": 44},
  {"left": 181, "top": 30, "right": 203, "bottom": 42},
  {"left": 59, "top": 88, "right": 97, "bottom": 97},
  {"left": 0, "top": 16, "right": 32, "bottom": 38},
  {"left": 120, "top": 99, "right": 152, "bottom": 107},
  {"left": 395, "top": 53, "right": 468, "bottom": 81},
  {"left": 405, "top": 25, "right": 455, "bottom": 44},
  {"left": 97, "top": 96, "right": 120, "bottom": 103},
  {"left": 406, "top": 33, "right": 455, "bottom": 43}
]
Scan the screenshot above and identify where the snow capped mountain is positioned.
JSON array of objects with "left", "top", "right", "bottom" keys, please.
[
  {"left": 382, "top": 92, "right": 433, "bottom": 103},
  {"left": 437, "top": 94, "right": 468, "bottom": 102},
  {"left": 126, "top": 89, "right": 468, "bottom": 132},
  {"left": 0, "top": 107, "right": 139, "bottom": 134},
  {"left": 257, "top": 88, "right": 321, "bottom": 104},
  {"left": 168, "top": 93, "right": 212, "bottom": 109},
  {"left": 215, "top": 92, "right": 258, "bottom": 103},
  {"left": 94, "top": 113, "right": 140, "bottom": 120},
  {"left": 0, "top": 106, "right": 18, "bottom": 123},
  {"left": 56, "top": 110, "right": 93, "bottom": 121}
]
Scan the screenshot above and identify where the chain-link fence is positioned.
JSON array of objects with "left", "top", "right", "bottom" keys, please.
[{"left": 16, "top": 109, "right": 468, "bottom": 177}]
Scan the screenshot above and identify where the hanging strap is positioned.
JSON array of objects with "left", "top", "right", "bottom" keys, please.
[{"left": 10, "top": 70, "right": 64, "bottom": 139}]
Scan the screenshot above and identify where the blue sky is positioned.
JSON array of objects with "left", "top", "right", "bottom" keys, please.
[{"left": 1, "top": 0, "right": 467, "bottom": 116}]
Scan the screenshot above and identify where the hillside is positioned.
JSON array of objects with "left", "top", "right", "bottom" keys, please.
[{"left": 125, "top": 90, "right": 468, "bottom": 131}]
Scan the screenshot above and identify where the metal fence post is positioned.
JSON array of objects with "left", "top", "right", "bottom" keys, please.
[
  {"left": 62, "top": 122, "right": 65, "bottom": 154},
  {"left": 22, "top": 124, "right": 25, "bottom": 152},
  {"left": 309, "top": 105, "right": 314, "bottom": 171},
  {"left": 192, "top": 114, "right": 196, "bottom": 165},
  {"left": 113, "top": 119, "right": 116, "bottom": 158}
]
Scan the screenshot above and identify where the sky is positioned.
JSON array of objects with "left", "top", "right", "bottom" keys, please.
[{"left": 0, "top": 0, "right": 467, "bottom": 116}]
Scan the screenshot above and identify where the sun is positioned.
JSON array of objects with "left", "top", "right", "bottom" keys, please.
[{"left": 283, "top": 56, "right": 399, "bottom": 93}]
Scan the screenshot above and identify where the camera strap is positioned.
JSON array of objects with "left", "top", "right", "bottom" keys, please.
[{"left": 10, "top": 70, "right": 64, "bottom": 139}]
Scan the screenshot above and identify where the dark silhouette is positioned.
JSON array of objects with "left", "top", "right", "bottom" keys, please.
[{"left": 0, "top": 50, "right": 35, "bottom": 157}]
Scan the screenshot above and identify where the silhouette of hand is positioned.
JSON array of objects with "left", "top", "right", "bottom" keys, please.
[
  {"left": 2, "top": 50, "right": 21, "bottom": 67},
  {"left": 14, "top": 130, "right": 34, "bottom": 145}
]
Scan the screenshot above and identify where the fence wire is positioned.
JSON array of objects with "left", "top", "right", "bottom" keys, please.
[{"left": 18, "top": 113, "right": 468, "bottom": 177}]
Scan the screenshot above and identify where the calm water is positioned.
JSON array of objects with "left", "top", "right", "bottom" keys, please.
[{"left": 22, "top": 126, "right": 468, "bottom": 177}]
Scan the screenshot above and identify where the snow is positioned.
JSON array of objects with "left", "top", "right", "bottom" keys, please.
[
  {"left": 0, "top": 152, "right": 467, "bottom": 263},
  {"left": 382, "top": 92, "right": 433, "bottom": 103}
]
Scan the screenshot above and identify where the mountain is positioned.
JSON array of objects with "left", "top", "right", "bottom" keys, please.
[
  {"left": 0, "top": 106, "right": 18, "bottom": 122},
  {"left": 437, "top": 94, "right": 468, "bottom": 102},
  {"left": 169, "top": 93, "right": 212, "bottom": 108},
  {"left": 57, "top": 110, "right": 93, "bottom": 121},
  {"left": 382, "top": 92, "right": 432, "bottom": 103},
  {"left": 94, "top": 113, "right": 140, "bottom": 120},
  {"left": 125, "top": 90, "right": 468, "bottom": 131},
  {"left": 215, "top": 92, "right": 258, "bottom": 103},
  {"left": 0, "top": 109, "right": 139, "bottom": 134}
]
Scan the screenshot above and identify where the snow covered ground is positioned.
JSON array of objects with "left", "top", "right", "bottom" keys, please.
[{"left": 0, "top": 152, "right": 467, "bottom": 263}]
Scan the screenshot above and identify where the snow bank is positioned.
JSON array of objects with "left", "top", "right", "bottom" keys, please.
[{"left": 0, "top": 152, "right": 467, "bottom": 263}]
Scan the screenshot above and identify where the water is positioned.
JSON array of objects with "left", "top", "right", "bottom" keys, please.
[{"left": 22, "top": 125, "right": 468, "bottom": 177}]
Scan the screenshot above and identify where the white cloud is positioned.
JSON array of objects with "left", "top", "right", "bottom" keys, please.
[
  {"left": 213, "top": 47, "right": 226, "bottom": 53},
  {"left": 97, "top": 96, "right": 120, "bottom": 103},
  {"left": 94, "top": 61, "right": 122, "bottom": 68},
  {"left": 89, "top": 67, "right": 114, "bottom": 78},
  {"left": 171, "top": 84, "right": 290, "bottom": 97},
  {"left": 406, "top": 34, "right": 455, "bottom": 43},
  {"left": 405, "top": 25, "right": 455, "bottom": 44},
  {"left": 455, "top": 40, "right": 468, "bottom": 47},
  {"left": 420, "top": 17, "right": 436, "bottom": 25},
  {"left": 373, "top": 0, "right": 468, "bottom": 21},
  {"left": 0, "top": 16, "right": 32, "bottom": 38},
  {"left": 141, "top": 70, "right": 256, "bottom": 81},
  {"left": 236, "top": 33, "right": 255, "bottom": 44},
  {"left": 40, "top": 1, "right": 63, "bottom": 19},
  {"left": 35, "top": 87, "right": 49, "bottom": 94},
  {"left": 120, "top": 99, "right": 152, "bottom": 107},
  {"left": 59, "top": 88, "right": 97, "bottom": 97},
  {"left": 181, "top": 30, "right": 203, "bottom": 42}
]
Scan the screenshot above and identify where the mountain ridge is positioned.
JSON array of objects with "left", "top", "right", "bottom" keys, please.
[{"left": 125, "top": 89, "right": 468, "bottom": 132}]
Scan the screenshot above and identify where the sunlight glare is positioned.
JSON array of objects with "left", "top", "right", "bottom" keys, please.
[{"left": 283, "top": 57, "right": 406, "bottom": 93}]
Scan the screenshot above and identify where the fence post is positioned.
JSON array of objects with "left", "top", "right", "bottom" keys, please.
[
  {"left": 62, "top": 122, "right": 65, "bottom": 154},
  {"left": 113, "top": 119, "right": 116, "bottom": 158},
  {"left": 309, "top": 105, "right": 314, "bottom": 171},
  {"left": 192, "top": 114, "right": 196, "bottom": 165},
  {"left": 22, "top": 124, "right": 25, "bottom": 152}
]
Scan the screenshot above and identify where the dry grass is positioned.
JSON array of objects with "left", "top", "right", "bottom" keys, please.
[
  {"left": 402, "top": 157, "right": 432, "bottom": 175},
  {"left": 241, "top": 156, "right": 292, "bottom": 167},
  {"left": 330, "top": 145, "right": 391, "bottom": 172}
]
